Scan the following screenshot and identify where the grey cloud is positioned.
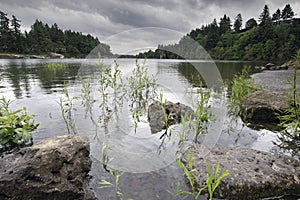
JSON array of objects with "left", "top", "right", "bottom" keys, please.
[{"left": 1, "top": 0, "right": 299, "bottom": 54}]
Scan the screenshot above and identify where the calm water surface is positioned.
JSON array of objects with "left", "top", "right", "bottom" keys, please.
[{"left": 0, "top": 58, "right": 280, "bottom": 199}]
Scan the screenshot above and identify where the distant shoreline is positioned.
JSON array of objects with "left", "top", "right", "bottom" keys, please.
[{"left": 0, "top": 53, "right": 66, "bottom": 59}]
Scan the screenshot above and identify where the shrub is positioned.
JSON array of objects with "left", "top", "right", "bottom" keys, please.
[
  {"left": 228, "top": 66, "right": 258, "bottom": 119},
  {"left": 0, "top": 97, "right": 39, "bottom": 153},
  {"left": 278, "top": 50, "right": 300, "bottom": 146}
]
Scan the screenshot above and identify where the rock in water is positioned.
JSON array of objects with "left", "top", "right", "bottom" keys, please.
[
  {"left": 265, "top": 63, "right": 275, "bottom": 69},
  {"left": 148, "top": 100, "right": 194, "bottom": 133},
  {"left": 240, "top": 90, "right": 289, "bottom": 124},
  {"left": 0, "top": 135, "right": 95, "bottom": 200},
  {"left": 180, "top": 144, "right": 300, "bottom": 199}
]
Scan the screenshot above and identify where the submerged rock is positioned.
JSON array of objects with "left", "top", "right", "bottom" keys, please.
[
  {"left": 148, "top": 100, "right": 194, "bottom": 134},
  {"left": 180, "top": 144, "right": 300, "bottom": 199},
  {"left": 0, "top": 135, "right": 95, "bottom": 200},
  {"left": 240, "top": 90, "right": 289, "bottom": 125}
]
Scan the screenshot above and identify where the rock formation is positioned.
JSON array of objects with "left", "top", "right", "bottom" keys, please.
[
  {"left": 180, "top": 143, "right": 300, "bottom": 199},
  {"left": 240, "top": 90, "right": 289, "bottom": 125},
  {"left": 148, "top": 100, "right": 194, "bottom": 133},
  {"left": 0, "top": 135, "right": 95, "bottom": 200}
]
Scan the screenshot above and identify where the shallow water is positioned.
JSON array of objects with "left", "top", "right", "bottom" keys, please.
[{"left": 0, "top": 58, "right": 285, "bottom": 199}]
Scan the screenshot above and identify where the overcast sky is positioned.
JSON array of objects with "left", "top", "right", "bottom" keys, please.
[{"left": 1, "top": 0, "right": 300, "bottom": 54}]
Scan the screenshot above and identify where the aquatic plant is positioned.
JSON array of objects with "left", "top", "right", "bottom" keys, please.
[
  {"left": 228, "top": 66, "right": 258, "bottom": 121},
  {"left": 192, "top": 81, "right": 213, "bottom": 142},
  {"left": 180, "top": 80, "right": 213, "bottom": 143},
  {"left": 126, "top": 59, "right": 157, "bottom": 130},
  {"left": 0, "top": 97, "right": 39, "bottom": 153},
  {"left": 178, "top": 114, "right": 193, "bottom": 143},
  {"left": 277, "top": 50, "right": 300, "bottom": 148},
  {"left": 99, "top": 144, "right": 133, "bottom": 200},
  {"left": 45, "top": 62, "right": 68, "bottom": 72},
  {"left": 59, "top": 82, "right": 78, "bottom": 134},
  {"left": 97, "top": 58, "right": 113, "bottom": 129},
  {"left": 95, "top": 58, "right": 124, "bottom": 131},
  {"left": 80, "top": 76, "right": 100, "bottom": 136},
  {"left": 110, "top": 61, "right": 125, "bottom": 121},
  {"left": 80, "top": 76, "right": 95, "bottom": 118},
  {"left": 168, "top": 153, "right": 229, "bottom": 200},
  {"left": 158, "top": 92, "right": 172, "bottom": 138},
  {"left": 206, "top": 161, "right": 229, "bottom": 200}
]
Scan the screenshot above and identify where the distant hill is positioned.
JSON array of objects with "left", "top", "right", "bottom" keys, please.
[
  {"left": 137, "top": 4, "right": 300, "bottom": 63},
  {"left": 0, "top": 11, "right": 113, "bottom": 58}
]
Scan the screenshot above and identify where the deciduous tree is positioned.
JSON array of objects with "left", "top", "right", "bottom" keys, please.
[{"left": 245, "top": 18, "right": 257, "bottom": 30}]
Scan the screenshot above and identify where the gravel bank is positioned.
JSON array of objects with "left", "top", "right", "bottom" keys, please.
[{"left": 251, "top": 69, "right": 300, "bottom": 92}]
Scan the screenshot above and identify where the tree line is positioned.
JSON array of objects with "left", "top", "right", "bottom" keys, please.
[
  {"left": 137, "top": 4, "right": 300, "bottom": 62},
  {"left": 0, "top": 11, "right": 112, "bottom": 58}
]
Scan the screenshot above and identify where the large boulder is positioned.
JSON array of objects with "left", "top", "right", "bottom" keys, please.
[
  {"left": 0, "top": 135, "right": 95, "bottom": 200},
  {"left": 240, "top": 90, "right": 289, "bottom": 124},
  {"left": 148, "top": 100, "right": 194, "bottom": 133},
  {"left": 180, "top": 144, "right": 300, "bottom": 199}
]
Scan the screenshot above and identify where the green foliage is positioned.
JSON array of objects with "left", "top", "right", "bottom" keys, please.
[
  {"left": 272, "top": 9, "right": 281, "bottom": 22},
  {"left": 169, "top": 153, "right": 229, "bottom": 200},
  {"left": 0, "top": 11, "right": 12, "bottom": 52},
  {"left": 101, "top": 144, "right": 114, "bottom": 173},
  {"left": 46, "top": 63, "right": 68, "bottom": 72},
  {"left": 178, "top": 114, "right": 192, "bottom": 143},
  {"left": 0, "top": 97, "right": 39, "bottom": 153},
  {"left": 95, "top": 58, "right": 124, "bottom": 130},
  {"left": 281, "top": 4, "right": 294, "bottom": 19},
  {"left": 59, "top": 82, "right": 78, "bottom": 134},
  {"left": 234, "top": 13, "right": 243, "bottom": 32},
  {"left": 181, "top": 80, "right": 213, "bottom": 143},
  {"left": 80, "top": 76, "right": 94, "bottom": 119},
  {"left": 206, "top": 162, "right": 230, "bottom": 200},
  {"left": 228, "top": 66, "right": 258, "bottom": 119},
  {"left": 245, "top": 18, "right": 258, "bottom": 30},
  {"left": 99, "top": 144, "right": 133, "bottom": 200},
  {"left": 0, "top": 11, "right": 112, "bottom": 57},
  {"left": 137, "top": 4, "right": 300, "bottom": 62},
  {"left": 97, "top": 58, "right": 114, "bottom": 127},
  {"left": 219, "top": 15, "right": 231, "bottom": 35},
  {"left": 259, "top": 5, "right": 272, "bottom": 27},
  {"left": 110, "top": 61, "right": 124, "bottom": 120},
  {"left": 158, "top": 93, "right": 172, "bottom": 136},
  {"left": 126, "top": 59, "right": 157, "bottom": 130},
  {"left": 192, "top": 82, "right": 213, "bottom": 142},
  {"left": 278, "top": 50, "right": 300, "bottom": 143}
]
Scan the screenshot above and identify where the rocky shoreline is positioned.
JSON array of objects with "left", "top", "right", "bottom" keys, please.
[
  {"left": 240, "top": 66, "right": 300, "bottom": 126},
  {"left": 0, "top": 52, "right": 64, "bottom": 59},
  {"left": 180, "top": 144, "right": 300, "bottom": 199},
  {"left": 179, "top": 64, "right": 300, "bottom": 199}
]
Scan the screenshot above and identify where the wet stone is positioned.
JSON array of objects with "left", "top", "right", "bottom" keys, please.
[
  {"left": 148, "top": 100, "right": 194, "bottom": 134},
  {"left": 180, "top": 143, "right": 300, "bottom": 199},
  {"left": 0, "top": 135, "right": 95, "bottom": 200}
]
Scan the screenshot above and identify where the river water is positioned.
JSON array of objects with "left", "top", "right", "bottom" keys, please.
[{"left": 0, "top": 58, "right": 281, "bottom": 199}]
